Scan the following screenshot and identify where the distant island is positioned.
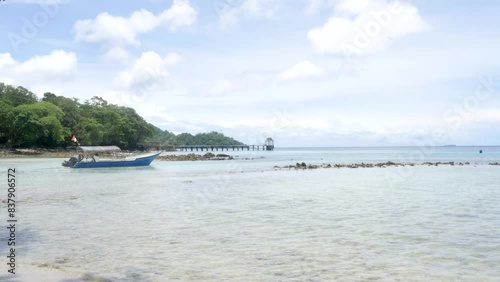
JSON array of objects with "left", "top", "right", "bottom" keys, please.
[{"left": 0, "top": 82, "right": 243, "bottom": 150}]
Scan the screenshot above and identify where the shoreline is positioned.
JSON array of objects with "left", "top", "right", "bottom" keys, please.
[{"left": 0, "top": 150, "right": 238, "bottom": 161}]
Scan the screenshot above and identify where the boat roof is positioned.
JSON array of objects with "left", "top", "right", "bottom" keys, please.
[{"left": 77, "top": 146, "right": 121, "bottom": 152}]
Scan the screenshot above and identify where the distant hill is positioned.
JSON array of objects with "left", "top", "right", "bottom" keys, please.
[
  {"left": 147, "top": 127, "right": 243, "bottom": 148},
  {"left": 0, "top": 82, "right": 244, "bottom": 150}
]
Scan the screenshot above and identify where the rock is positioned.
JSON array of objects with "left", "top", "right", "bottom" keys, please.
[
  {"left": 156, "top": 153, "right": 233, "bottom": 162},
  {"left": 203, "top": 152, "right": 215, "bottom": 159},
  {"left": 216, "top": 154, "right": 230, "bottom": 158}
]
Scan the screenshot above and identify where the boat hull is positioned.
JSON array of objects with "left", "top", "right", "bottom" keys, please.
[{"left": 71, "top": 152, "right": 161, "bottom": 168}]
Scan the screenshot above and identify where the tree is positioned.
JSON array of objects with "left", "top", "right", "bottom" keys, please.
[
  {"left": 42, "top": 92, "right": 81, "bottom": 131},
  {"left": 76, "top": 118, "right": 105, "bottom": 145},
  {"left": 0, "top": 100, "right": 13, "bottom": 144},
  {"left": 90, "top": 96, "right": 109, "bottom": 107},
  {"left": 148, "top": 127, "right": 177, "bottom": 146},
  {"left": 145, "top": 128, "right": 243, "bottom": 147},
  {"left": 112, "top": 106, "right": 155, "bottom": 148},
  {"left": 7, "top": 109, "right": 44, "bottom": 147},
  {"left": 174, "top": 133, "right": 195, "bottom": 146},
  {"left": 6, "top": 102, "right": 68, "bottom": 147},
  {"left": 0, "top": 84, "right": 38, "bottom": 106},
  {"left": 38, "top": 115, "right": 70, "bottom": 147}
]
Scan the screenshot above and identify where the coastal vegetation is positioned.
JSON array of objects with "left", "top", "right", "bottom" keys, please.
[{"left": 0, "top": 83, "right": 243, "bottom": 149}]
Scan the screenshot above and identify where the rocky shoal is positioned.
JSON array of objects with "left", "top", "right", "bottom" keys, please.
[
  {"left": 157, "top": 153, "right": 233, "bottom": 161},
  {"left": 275, "top": 161, "right": 500, "bottom": 170}
]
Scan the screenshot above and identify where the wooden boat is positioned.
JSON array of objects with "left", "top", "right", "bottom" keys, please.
[{"left": 62, "top": 146, "right": 161, "bottom": 168}]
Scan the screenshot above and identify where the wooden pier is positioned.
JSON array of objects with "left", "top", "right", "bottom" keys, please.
[
  {"left": 144, "top": 138, "right": 275, "bottom": 152},
  {"left": 175, "top": 145, "right": 274, "bottom": 151}
]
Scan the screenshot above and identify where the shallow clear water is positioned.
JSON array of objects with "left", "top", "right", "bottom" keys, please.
[{"left": 0, "top": 147, "right": 499, "bottom": 281}]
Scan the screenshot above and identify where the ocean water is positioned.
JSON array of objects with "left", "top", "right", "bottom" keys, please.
[{"left": 0, "top": 147, "right": 499, "bottom": 281}]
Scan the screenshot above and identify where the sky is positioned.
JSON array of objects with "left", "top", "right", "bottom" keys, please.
[{"left": 1, "top": 0, "right": 500, "bottom": 147}]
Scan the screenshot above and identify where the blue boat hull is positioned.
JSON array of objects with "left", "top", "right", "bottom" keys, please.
[{"left": 71, "top": 152, "right": 161, "bottom": 168}]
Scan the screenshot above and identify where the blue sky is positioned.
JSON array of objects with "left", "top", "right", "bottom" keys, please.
[{"left": 1, "top": 0, "right": 499, "bottom": 146}]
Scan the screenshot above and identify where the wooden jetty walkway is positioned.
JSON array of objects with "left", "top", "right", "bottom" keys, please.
[
  {"left": 144, "top": 138, "right": 275, "bottom": 152},
  {"left": 175, "top": 144, "right": 273, "bottom": 151}
]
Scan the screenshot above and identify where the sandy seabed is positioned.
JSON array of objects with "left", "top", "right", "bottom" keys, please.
[{"left": 2, "top": 265, "right": 80, "bottom": 282}]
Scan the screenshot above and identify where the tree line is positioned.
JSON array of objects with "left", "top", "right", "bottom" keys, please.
[{"left": 0, "top": 83, "right": 243, "bottom": 149}]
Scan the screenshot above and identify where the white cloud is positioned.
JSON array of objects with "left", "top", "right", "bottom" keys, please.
[
  {"left": 15, "top": 50, "right": 77, "bottom": 80},
  {"left": 0, "top": 53, "right": 16, "bottom": 69},
  {"left": 160, "top": 0, "right": 199, "bottom": 31},
  {"left": 104, "top": 89, "right": 179, "bottom": 130},
  {"left": 308, "top": 0, "right": 429, "bottom": 55},
  {"left": 164, "top": 52, "right": 183, "bottom": 66},
  {"left": 74, "top": 10, "right": 155, "bottom": 45},
  {"left": 218, "top": 0, "right": 282, "bottom": 25},
  {"left": 74, "top": 0, "right": 197, "bottom": 46},
  {"left": 112, "top": 51, "right": 182, "bottom": 97},
  {"left": 208, "top": 73, "right": 269, "bottom": 97},
  {"left": 102, "top": 47, "right": 131, "bottom": 63},
  {"left": 278, "top": 60, "right": 324, "bottom": 81},
  {"left": 0, "top": 54, "right": 17, "bottom": 84},
  {"left": 0, "top": 50, "right": 77, "bottom": 83}
]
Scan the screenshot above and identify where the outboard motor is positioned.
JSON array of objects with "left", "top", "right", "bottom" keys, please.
[{"left": 62, "top": 154, "right": 81, "bottom": 167}]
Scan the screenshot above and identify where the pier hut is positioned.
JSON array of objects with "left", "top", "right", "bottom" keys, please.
[{"left": 265, "top": 138, "right": 274, "bottom": 151}]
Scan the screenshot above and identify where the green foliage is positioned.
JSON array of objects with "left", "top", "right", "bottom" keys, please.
[
  {"left": 39, "top": 115, "right": 71, "bottom": 146},
  {"left": 147, "top": 128, "right": 176, "bottom": 146},
  {"left": 0, "top": 82, "right": 244, "bottom": 149},
  {"left": 148, "top": 129, "right": 243, "bottom": 147},
  {"left": 76, "top": 118, "right": 104, "bottom": 146},
  {"left": 8, "top": 108, "right": 44, "bottom": 147},
  {"left": 0, "top": 100, "right": 13, "bottom": 143},
  {"left": 5, "top": 102, "right": 68, "bottom": 147},
  {"left": 0, "top": 83, "right": 38, "bottom": 106},
  {"left": 194, "top": 132, "right": 243, "bottom": 146},
  {"left": 88, "top": 96, "right": 108, "bottom": 107},
  {"left": 42, "top": 92, "right": 81, "bottom": 130}
]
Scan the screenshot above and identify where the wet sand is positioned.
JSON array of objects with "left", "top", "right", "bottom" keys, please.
[{"left": 0, "top": 149, "right": 70, "bottom": 158}]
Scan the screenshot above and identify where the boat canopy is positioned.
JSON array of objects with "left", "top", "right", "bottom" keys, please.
[{"left": 77, "top": 146, "right": 121, "bottom": 152}]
